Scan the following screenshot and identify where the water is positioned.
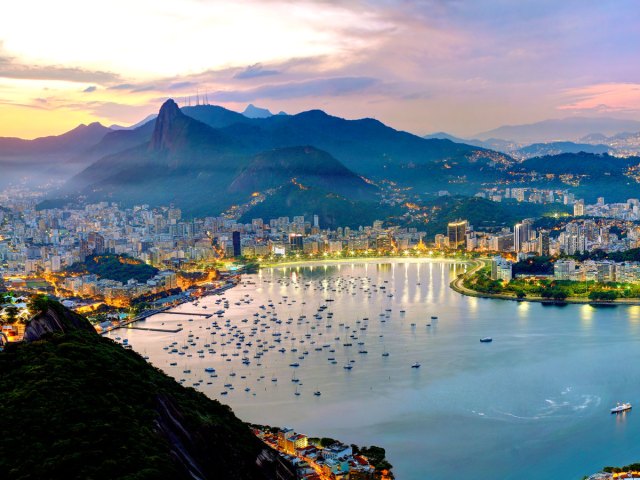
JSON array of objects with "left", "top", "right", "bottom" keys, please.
[{"left": 106, "top": 260, "right": 640, "bottom": 479}]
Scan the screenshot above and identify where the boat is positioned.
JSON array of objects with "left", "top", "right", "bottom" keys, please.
[
  {"left": 480, "top": 337, "right": 493, "bottom": 343},
  {"left": 411, "top": 362, "right": 421, "bottom": 368},
  {"left": 611, "top": 402, "right": 632, "bottom": 414},
  {"left": 314, "top": 391, "right": 321, "bottom": 396}
]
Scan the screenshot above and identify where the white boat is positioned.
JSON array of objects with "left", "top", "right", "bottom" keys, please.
[{"left": 611, "top": 402, "right": 632, "bottom": 414}]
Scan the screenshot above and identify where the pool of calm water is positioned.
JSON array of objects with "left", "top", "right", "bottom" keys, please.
[{"left": 106, "top": 260, "right": 640, "bottom": 479}]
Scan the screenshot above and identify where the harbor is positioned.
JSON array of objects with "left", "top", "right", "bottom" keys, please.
[{"left": 105, "top": 260, "right": 640, "bottom": 480}]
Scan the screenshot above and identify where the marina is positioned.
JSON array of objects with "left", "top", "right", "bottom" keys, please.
[{"left": 107, "top": 259, "right": 640, "bottom": 480}]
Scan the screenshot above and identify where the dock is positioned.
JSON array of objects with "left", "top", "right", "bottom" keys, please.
[
  {"left": 161, "top": 311, "right": 213, "bottom": 318},
  {"left": 125, "top": 326, "right": 183, "bottom": 333}
]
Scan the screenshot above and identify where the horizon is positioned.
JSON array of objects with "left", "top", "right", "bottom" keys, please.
[
  {"left": 13, "top": 99, "right": 640, "bottom": 142},
  {"left": 1, "top": 0, "right": 639, "bottom": 139}
]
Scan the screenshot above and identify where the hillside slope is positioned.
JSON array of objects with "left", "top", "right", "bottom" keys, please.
[{"left": 0, "top": 301, "right": 276, "bottom": 480}]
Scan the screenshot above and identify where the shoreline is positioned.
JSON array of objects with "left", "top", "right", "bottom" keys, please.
[
  {"left": 259, "top": 256, "right": 467, "bottom": 269},
  {"left": 449, "top": 258, "right": 640, "bottom": 307}
]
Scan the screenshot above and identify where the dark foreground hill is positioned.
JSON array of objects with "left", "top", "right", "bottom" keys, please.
[{"left": 0, "top": 300, "right": 276, "bottom": 480}]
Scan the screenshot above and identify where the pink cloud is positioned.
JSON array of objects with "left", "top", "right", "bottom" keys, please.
[{"left": 558, "top": 83, "right": 640, "bottom": 112}]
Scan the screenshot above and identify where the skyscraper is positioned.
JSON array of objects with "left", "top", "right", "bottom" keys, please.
[
  {"left": 447, "top": 220, "right": 468, "bottom": 248},
  {"left": 232, "top": 231, "right": 241, "bottom": 257},
  {"left": 514, "top": 222, "right": 531, "bottom": 252},
  {"left": 289, "top": 234, "right": 303, "bottom": 251},
  {"left": 537, "top": 230, "right": 550, "bottom": 256}
]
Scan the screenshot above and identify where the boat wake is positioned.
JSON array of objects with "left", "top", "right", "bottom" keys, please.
[{"left": 472, "top": 389, "right": 601, "bottom": 421}]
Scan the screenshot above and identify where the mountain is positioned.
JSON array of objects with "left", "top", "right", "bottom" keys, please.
[
  {"left": 0, "top": 122, "right": 111, "bottom": 156},
  {"left": 424, "top": 132, "right": 474, "bottom": 144},
  {"left": 0, "top": 299, "right": 278, "bottom": 479},
  {"left": 218, "top": 109, "right": 494, "bottom": 185},
  {"left": 0, "top": 122, "right": 113, "bottom": 188},
  {"left": 229, "top": 146, "right": 377, "bottom": 201},
  {"left": 513, "top": 141, "right": 610, "bottom": 159},
  {"left": 109, "top": 113, "right": 159, "bottom": 130},
  {"left": 183, "top": 104, "right": 249, "bottom": 128},
  {"left": 242, "top": 104, "right": 273, "bottom": 118},
  {"left": 476, "top": 117, "right": 640, "bottom": 143},
  {"left": 422, "top": 132, "right": 521, "bottom": 153},
  {"left": 56, "top": 99, "right": 501, "bottom": 215},
  {"left": 515, "top": 152, "right": 640, "bottom": 201},
  {"left": 238, "top": 182, "right": 398, "bottom": 229},
  {"left": 67, "top": 100, "right": 246, "bottom": 212}
]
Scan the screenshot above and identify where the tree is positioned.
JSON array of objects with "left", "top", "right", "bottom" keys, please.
[
  {"left": 3, "top": 306, "right": 19, "bottom": 324},
  {"left": 516, "top": 290, "right": 526, "bottom": 299},
  {"left": 552, "top": 290, "right": 568, "bottom": 300},
  {"left": 28, "top": 295, "right": 51, "bottom": 316}
]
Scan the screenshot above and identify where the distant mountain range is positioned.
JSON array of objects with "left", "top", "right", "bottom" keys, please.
[
  {"left": 47, "top": 98, "right": 504, "bottom": 223},
  {"left": 4, "top": 100, "right": 640, "bottom": 221},
  {"left": 475, "top": 117, "right": 640, "bottom": 143}
]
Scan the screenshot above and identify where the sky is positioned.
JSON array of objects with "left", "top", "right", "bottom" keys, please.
[{"left": 0, "top": 0, "right": 638, "bottom": 139}]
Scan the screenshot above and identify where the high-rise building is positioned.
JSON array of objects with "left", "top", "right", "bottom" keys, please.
[
  {"left": 232, "top": 231, "right": 241, "bottom": 257},
  {"left": 447, "top": 220, "right": 468, "bottom": 248},
  {"left": 289, "top": 234, "right": 303, "bottom": 251},
  {"left": 514, "top": 221, "right": 532, "bottom": 252},
  {"left": 313, "top": 215, "right": 319, "bottom": 229},
  {"left": 537, "top": 230, "right": 550, "bottom": 256},
  {"left": 574, "top": 200, "right": 585, "bottom": 216}
]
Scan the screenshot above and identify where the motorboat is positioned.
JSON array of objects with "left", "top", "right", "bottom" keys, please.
[{"left": 611, "top": 403, "right": 632, "bottom": 414}]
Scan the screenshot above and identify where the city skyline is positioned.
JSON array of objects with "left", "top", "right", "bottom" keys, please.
[{"left": 1, "top": 0, "right": 639, "bottom": 138}]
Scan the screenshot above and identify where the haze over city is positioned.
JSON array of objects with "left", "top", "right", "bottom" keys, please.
[
  {"left": 3, "top": 2, "right": 640, "bottom": 480},
  {"left": 1, "top": 0, "right": 639, "bottom": 138}
]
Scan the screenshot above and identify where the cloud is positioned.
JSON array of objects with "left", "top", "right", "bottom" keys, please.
[
  {"left": 233, "top": 64, "right": 280, "bottom": 80},
  {"left": 108, "top": 83, "right": 136, "bottom": 90},
  {"left": 558, "top": 83, "right": 640, "bottom": 113},
  {"left": 168, "top": 81, "right": 198, "bottom": 90},
  {"left": 0, "top": 53, "right": 120, "bottom": 84},
  {"left": 211, "top": 76, "right": 378, "bottom": 102},
  {"left": 83, "top": 85, "right": 97, "bottom": 93}
]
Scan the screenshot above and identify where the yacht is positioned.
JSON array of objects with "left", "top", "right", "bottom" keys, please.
[
  {"left": 480, "top": 337, "right": 493, "bottom": 343},
  {"left": 411, "top": 362, "right": 421, "bottom": 368},
  {"left": 611, "top": 403, "right": 632, "bottom": 414}
]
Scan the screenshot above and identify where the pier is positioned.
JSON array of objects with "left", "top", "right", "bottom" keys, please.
[
  {"left": 125, "top": 326, "right": 183, "bottom": 333},
  {"left": 161, "top": 311, "right": 213, "bottom": 318}
]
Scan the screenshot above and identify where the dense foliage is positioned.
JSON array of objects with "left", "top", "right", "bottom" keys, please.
[
  {"left": 419, "top": 196, "right": 570, "bottom": 237},
  {"left": 603, "top": 463, "right": 640, "bottom": 473},
  {"left": 67, "top": 254, "right": 159, "bottom": 283},
  {"left": 464, "top": 266, "right": 640, "bottom": 300},
  {"left": 0, "top": 327, "right": 267, "bottom": 480},
  {"left": 512, "top": 256, "right": 555, "bottom": 275}
]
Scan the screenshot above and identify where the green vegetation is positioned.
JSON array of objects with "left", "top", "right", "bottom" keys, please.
[
  {"left": 351, "top": 445, "right": 394, "bottom": 475},
  {"left": 512, "top": 256, "right": 554, "bottom": 275},
  {"left": 67, "top": 254, "right": 159, "bottom": 283},
  {"left": 309, "top": 437, "right": 339, "bottom": 447},
  {"left": 419, "top": 196, "right": 570, "bottom": 237},
  {"left": 0, "top": 316, "right": 268, "bottom": 480},
  {"left": 603, "top": 463, "right": 640, "bottom": 473},
  {"left": 239, "top": 183, "right": 400, "bottom": 229},
  {"left": 575, "top": 247, "right": 640, "bottom": 263},
  {"left": 464, "top": 266, "right": 640, "bottom": 301}
]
